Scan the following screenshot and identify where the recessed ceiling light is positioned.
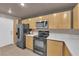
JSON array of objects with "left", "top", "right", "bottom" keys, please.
[
  {"left": 8, "top": 8, "right": 12, "bottom": 14},
  {"left": 20, "top": 3, "right": 25, "bottom": 7}
]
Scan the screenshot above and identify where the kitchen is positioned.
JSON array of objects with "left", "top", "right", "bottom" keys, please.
[{"left": 0, "top": 3, "right": 79, "bottom": 56}]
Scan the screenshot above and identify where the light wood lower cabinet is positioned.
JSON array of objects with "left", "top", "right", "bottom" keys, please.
[
  {"left": 26, "top": 36, "right": 33, "bottom": 50},
  {"left": 63, "top": 44, "right": 71, "bottom": 56},
  {"left": 47, "top": 40, "right": 64, "bottom": 56},
  {"left": 47, "top": 39, "right": 71, "bottom": 56}
]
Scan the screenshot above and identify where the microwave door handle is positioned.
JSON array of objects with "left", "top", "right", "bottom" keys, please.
[{"left": 44, "top": 22, "right": 45, "bottom": 27}]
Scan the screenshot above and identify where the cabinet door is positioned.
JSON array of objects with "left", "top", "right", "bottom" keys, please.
[
  {"left": 22, "top": 18, "right": 36, "bottom": 29},
  {"left": 42, "top": 15, "right": 49, "bottom": 20},
  {"left": 73, "top": 4, "right": 79, "bottom": 29},
  {"left": 48, "top": 14, "right": 55, "bottom": 29},
  {"left": 53, "top": 12, "right": 62, "bottom": 29},
  {"left": 22, "top": 19, "right": 29, "bottom": 24},
  {"left": 53, "top": 11, "right": 71, "bottom": 29},
  {"left": 48, "top": 12, "right": 65, "bottom": 29},
  {"left": 47, "top": 40, "right": 63, "bottom": 56},
  {"left": 26, "top": 36, "right": 33, "bottom": 50},
  {"left": 61, "top": 11, "right": 71, "bottom": 29},
  {"left": 29, "top": 18, "right": 36, "bottom": 29},
  {"left": 64, "top": 44, "right": 71, "bottom": 56}
]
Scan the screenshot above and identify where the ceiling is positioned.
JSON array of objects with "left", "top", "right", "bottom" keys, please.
[{"left": 0, "top": 3, "right": 77, "bottom": 19}]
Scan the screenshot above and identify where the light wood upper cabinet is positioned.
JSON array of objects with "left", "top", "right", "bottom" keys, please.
[
  {"left": 22, "top": 11, "right": 71, "bottom": 29},
  {"left": 48, "top": 14, "right": 55, "bottom": 29},
  {"left": 41, "top": 15, "right": 49, "bottom": 20},
  {"left": 36, "top": 15, "right": 48, "bottom": 21},
  {"left": 26, "top": 36, "right": 33, "bottom": 50},
  {"left": 22, "top": 18, "right": 36, "bottom": 29},
  {"left": 22, "top": 19, "right": 29, "bottom": 24},
  {"left": 73, "top": 4, "right": 79, "bottom": 29},
  {"left": 29, "top": 18, "right": 36, "bottom": 29},
  {"left": 60, "top": 11, "right": 71, "bottom": 29},
  {"left": 48, "top": 11, "right": 71, "bottom": 29},
  {"left": 53, "top": 12, "right": 62, "bottom": 29},
  {"left": 47, "top": 40, "right": 64, "bottom": 56}
]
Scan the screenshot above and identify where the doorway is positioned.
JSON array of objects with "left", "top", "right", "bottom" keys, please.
[{"left": 0, "top": 17, "right": 13, "bottom": 47}]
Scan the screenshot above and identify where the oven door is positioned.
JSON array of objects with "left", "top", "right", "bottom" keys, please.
[
  {"left": 35, "top": 39, "right": 44, "bottom": 49},
  {"left": 33, "top": 37, "right": 47, "bottom": 55}
]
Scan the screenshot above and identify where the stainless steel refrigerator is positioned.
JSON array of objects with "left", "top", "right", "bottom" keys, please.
[{"left": 16, "top": 24, "right": 29, "bottom": 49}]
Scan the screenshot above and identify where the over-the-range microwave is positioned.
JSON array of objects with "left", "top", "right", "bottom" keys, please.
[{"left": 36, "top": 20, "right": 48, "bottom": 29}]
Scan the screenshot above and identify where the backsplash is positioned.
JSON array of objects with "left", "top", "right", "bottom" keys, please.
[{"left": 49, "top": 29, "right": 79, "bottom": 40}]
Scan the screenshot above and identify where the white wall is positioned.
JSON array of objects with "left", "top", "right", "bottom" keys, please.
[{"left": 0, "top": 16, "right": 13, "bottom": 47}]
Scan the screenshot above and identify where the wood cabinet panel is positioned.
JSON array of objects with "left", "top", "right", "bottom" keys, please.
[
  {"left": 61, "top": 11, "right": 71, "bottom": 29},
  {"left": 54, "top": 12, "right": 63, "bottom": 29},
  {"left": 22, "top": 18, "right": 36, "bottom": 29},
  {"left": 26, "top": 36, "right": 33, "bottom": 50},
  {"left": 22, "top": 11, "right": 71, "bottom": 30},
  {"left": 29, "top": 18, "right": 36, "bottom": 29},
  {"left": 13, "top": 19, "right": 18, "bottom": 44},
  {"left": 64, "top": 44, "right": 71, "bottom": 56},
  {"left": 73, "top": 4, "right": 79, "bottom": 29},
  {"left": 48, "top": 11, "right": 71, "bottom": 29},
  {"left": 47, "top": 40, "right": 63, "bottom": 56},
  {"left": 22, "top": 19, "right": 29, "bottom": 24},
  {"left": 48, "top": 14, "right": 55, "bottom": 29},
  {"left": 41, "top": 15, "right": 49, "bottom": 20}
]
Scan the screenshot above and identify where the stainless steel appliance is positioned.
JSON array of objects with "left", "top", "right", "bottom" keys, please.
[
  {"left": 16, "top": 24, "right": 29, "bottom": 49},
  {"left": 36, "top": 20, "right": 48, "bottom": 29},
  {"left": 33, "top": 31, "right": 49, "bottom": 56}
]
